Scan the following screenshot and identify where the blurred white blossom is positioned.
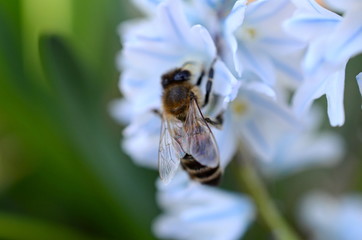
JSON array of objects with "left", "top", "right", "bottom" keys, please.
[
  {"left": 225, "top": 0, "right": 304, "bottom": 84},
  {"left": 323, "top": 0, "right": 362, "bottom": 64},
  {"left": 230, "top": 80, "right": 298, "bottom": 162},
  {"left": 299, "top": 192, "right": 362, "bottom": 240},
  {"left": 112, "top": 0, "right": 242, "bottom": 171},
  {"left": 258, "top": 106, "right": 344, "bottom": 177},
  {"left": 112, "top": 0, "right": 319, "bottom": 170},
  {"left": 153, "top": 171, "right": 255, "bottom": 240},
  {"left": 112, "top": 0, "right": 355, "bottom": 239},
  {"left": 285, "top": 0, "right": 362, "bottom": 126}
]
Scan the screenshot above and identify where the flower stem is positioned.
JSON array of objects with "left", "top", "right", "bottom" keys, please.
[{"left": 235, "top": 151, "right": 301, "bottom": 240}]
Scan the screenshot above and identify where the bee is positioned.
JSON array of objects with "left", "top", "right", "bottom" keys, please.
[{"left": 158, "top": 61, "right": 223, "bottom": 186}]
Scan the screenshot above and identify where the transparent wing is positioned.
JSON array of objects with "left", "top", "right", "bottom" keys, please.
[
  {"left": 158, "top": 116, "right": 185, "bottom": 184},
  {"left": 184, "top": 98, "right": 220, "bottom": 167}
]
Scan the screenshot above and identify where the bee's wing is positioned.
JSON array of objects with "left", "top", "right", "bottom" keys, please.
[
  {"left": 158, "top": 116, "right": 185, "bottom": 184},
  {"left": 184, "top": 98, "right": 220, "bottom": 168}
]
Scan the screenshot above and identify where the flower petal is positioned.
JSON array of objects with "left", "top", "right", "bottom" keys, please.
[
  {"left": 213, "top": 59, "right": 240, "bottom": 101},
  {"left": 259, "top": 106, "right": 344, "bottom": 177},
  {"left": 246, "top": 0, "right": 290, "bottom": 24},
  {"left": 154, "top": 172, "right": 255, "bottom": 240},
  {"left": 357, "top": 72, "right": 362, "bottom": 109},
  {"left": 212, "top": 110, "right": 238, "bottom": 168},
  {"left": 325, "top": 66, "right": 346, "bottom": 127},
  {"left": 123, "top": 110, "right": 161, "bottom": 168},
  {"left": 325, "top": 11, "right": 362, "bottom": 65},
  {"left": 284, "top": 13, "right": 340, "bottom": 42},
  {"left": 234, "top": 86, "right": 299, "bottom": 161},
  {"left": 290, "top": 0, "right": 339, "bottom": 16},
  {"left": 223, "top": 0, "right": 247, "bottom": 76},
  {"left": 157, "top": 0, "right": 192, "bottom": 45},
  {"left": 237, "top": 44, "right": 276, "bottom": 85},
  {"left": 324, "top": 0, "right": 362, "bottom": 12},
  {"left": 189, "top": 24, "right": 217, "bottom": 61},
  {"left": 299, "top": 192, "right": 362, "bottom": 240},
  {"left": 292, "top": 70, "right": 329, "bottom": 119}
]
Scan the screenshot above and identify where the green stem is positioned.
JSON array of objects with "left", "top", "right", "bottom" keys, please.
[
  {"left": 0, "top": 212, "right": 99, "bottom": 240},
  {"left": 236, "top": 151, "right": 301, "bottom": 240}
]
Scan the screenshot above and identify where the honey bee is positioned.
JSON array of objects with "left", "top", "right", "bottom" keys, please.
[{"left": 158, "top": 61, "right": 223, "bottom": 186}]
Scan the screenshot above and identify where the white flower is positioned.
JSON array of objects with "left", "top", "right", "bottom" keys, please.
[
  {"left": 120, "top": 0, "right": 239, "bottom": 106},
  {"left": 285, "top": 0, "right": 362, "bottom": 126},
  {"left": 112, "top": 0, "right": 242, "bottom": 169},
  {"left": 224, "top": 0, "right": 304, "bottom": 85},
  {"left": 153, "top": 171, "right": 255, "bottom": 240},
  {"left": 322, "top": 0, "right": 362, "bottom": 66},
  {"left": 129, "top": 0, "right": 305, "bottom": 86},
  {"left": 230, "top": 80, "right": 299, "bottom": 162},
  {"left": 299, "top": 192, "right": 362, "bottom": 240},
  {"left": 115, "top": 0, "right": 313, "bottom": 170},
  {"left": 258, "top": 106, "right": 344, "bottom": 177},
  {"left": 227, "top": 76, "right": 345, "bottom": 171},
  {"left": 120, "top": 0, "right": 236, "bottom": 106},
  {"left": 112, "top": 1, "right": 353, "bottom": 239}
]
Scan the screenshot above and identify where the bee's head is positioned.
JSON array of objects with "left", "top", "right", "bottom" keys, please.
[{"left": 161, "top": 68, "right": 191, "bottom": 88}]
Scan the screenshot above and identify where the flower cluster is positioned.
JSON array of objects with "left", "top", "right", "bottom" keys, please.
[
  {"left": 285, "top": 0, "right": 362, "bottom": 126},
  {"left": 112, "top": 0, "right": 360, "bottom": 239}
]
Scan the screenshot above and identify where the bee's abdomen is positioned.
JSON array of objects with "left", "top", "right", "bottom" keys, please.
[{"left": 181, "top": 154, "right": 222, "bottom": 186}]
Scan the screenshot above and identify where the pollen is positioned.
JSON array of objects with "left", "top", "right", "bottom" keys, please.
[
  {"left": 232, "top": 100, "right": 248, "bottom": 115},
  {"left": 236, "top": 26, "right": 258, "bottom": 42},
  {"left": 246, "top": 28, "right": 256, "bottom": 39}
]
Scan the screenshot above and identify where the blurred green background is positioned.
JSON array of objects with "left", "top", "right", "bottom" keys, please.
[
  {"left": 0, "top": 1, "right": 159, "bottom": 239},
  {"left": 0, "top": 0, "right": 361, "bottom": 239}
]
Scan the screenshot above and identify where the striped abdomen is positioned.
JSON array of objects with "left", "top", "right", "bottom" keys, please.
[{"left": 180, "top": 154, "right": 222, "bottom": 186}]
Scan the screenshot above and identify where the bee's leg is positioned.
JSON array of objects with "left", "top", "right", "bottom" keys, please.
[
  {"left": 151, "top": 108, "right": 162, "bottom": 118},
  {"left": 196, "top": 69, "right": 205, "bottom": 86},
  {"left": 202, "top": 59, "right": 217, "bottom": 107},
  {"left": 202, "top": 67, "right": 213, "bottom": 107},
  {"left": 204, "top": 111, "right": 224, "bottom": 129}
]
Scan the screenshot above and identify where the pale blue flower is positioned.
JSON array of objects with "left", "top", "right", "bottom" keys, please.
[
  {"left": 111, "top": 1, "right": 354, "bottom": 239},
  {"left": 230, "top": 80, "right": 299, "bottom": 162},
  {"left": 129, "top": 0, "right": 305, "bottom": 87},
  {"left": 113, "top": 2, "right": 257, "bottom": 238},
  {"left": 114, "top": 107, "right": 159, "bottom": 168},
  {"left": 126, "top": 0, "right": 248, "bottom": 78},
  {"left": 285, "top": 0, "right": 362, "bottom": 126},
  {"left": 153, "top": 171, "right": 255, "bottom": 240},
  {"left": 223, "top": 0, "right": 304, "bottom": 85},
  {"left": 299, "top": 192, "right": 362, "bottom": 240},
  {"left": 322, "top": 0, "right": 362, "bottom": 65},
  {"left": 258, "top": 106, "right": 344, "bottom": 177},
  {"left": 112, "top": 0, "right": 241, "bottom": 169},
  {"left": 119, "top": 0, "right": 239, "bottom": 117},
  {"left": 228, "top": 76, "right": 345, "bottom": 171},
  {"left": 114, "top": 1, "right": 313, "bottom": 180}
]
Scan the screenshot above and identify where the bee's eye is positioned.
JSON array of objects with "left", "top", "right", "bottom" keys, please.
[{"left": 174, "top": 70, "right": 191, "bottom": 81}]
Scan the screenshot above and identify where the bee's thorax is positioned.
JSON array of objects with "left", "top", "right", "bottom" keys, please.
[{"left": 162, "top": 82, "right": 202, "bottom": 121}]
